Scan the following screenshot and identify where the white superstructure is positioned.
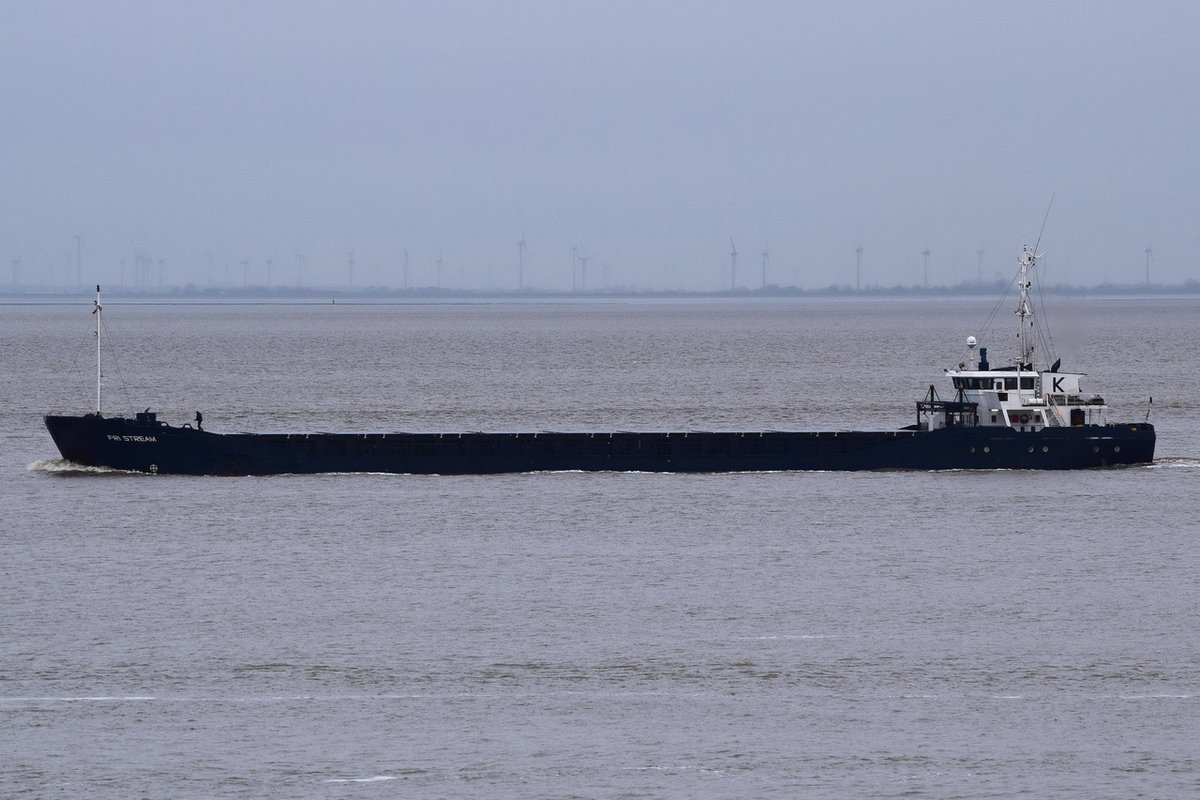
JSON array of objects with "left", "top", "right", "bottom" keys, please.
[{"left": 918, "top": 244, "right": 1107, "bottom": 432}]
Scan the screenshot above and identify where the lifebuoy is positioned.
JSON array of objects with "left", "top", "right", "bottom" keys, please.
[{"left": 1019, "top": 413, "right": 1031, "bottom": 424}]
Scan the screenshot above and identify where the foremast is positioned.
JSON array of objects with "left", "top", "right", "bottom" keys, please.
[{"left": 93, "top": 284, "right": 102, "bottom": 415}]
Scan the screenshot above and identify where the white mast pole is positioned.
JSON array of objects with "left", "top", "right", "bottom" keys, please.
[{"left": 94, "top": 284, "right": 102, "bottom": 415}]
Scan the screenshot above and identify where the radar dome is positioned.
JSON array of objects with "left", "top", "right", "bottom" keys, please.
[{"left": 966, "top": 336, "right": 977, "bottom": 349}]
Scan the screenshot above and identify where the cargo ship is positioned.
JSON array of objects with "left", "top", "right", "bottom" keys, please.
[{"left": 44, "top": 244, "right": 1155, "bottom": 475}]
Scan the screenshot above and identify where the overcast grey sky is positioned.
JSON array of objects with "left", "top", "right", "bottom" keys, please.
[{"left": 3, "top": 1, "right": 1198, "bottom": 291}]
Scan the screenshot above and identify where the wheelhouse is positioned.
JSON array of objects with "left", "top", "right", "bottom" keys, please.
[{"left": 915, "top": 243, "right": 1109, "bottom": 434}]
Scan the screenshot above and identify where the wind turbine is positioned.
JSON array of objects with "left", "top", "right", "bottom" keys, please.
[
  {"left": 403, "top": 249, "right": 409, "bottom": 289},
  {"left": 730, "top": 237, "right": 737, "bottom": 290},
  {"left": 517, "top": 235, "right": 528, "bottom": 290},
  {"left": 578, "top": 254, "right": 592, "bottom": 291},
  {"left": 1145, "top": 244, "right": 1152, "bottom": 285},
  {"left": 922, "top": 248, "right": 930, "bottom": 288},
  {"left": 855, "top": 246, "right": 863, "bottom": 291},
  {"left": 761, "top": 249, "right": 768, "bottom": 289}
]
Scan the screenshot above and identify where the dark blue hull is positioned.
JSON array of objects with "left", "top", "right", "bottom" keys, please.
[{"left": 44, "top": 414, "right": 1156, "bottom": 475}]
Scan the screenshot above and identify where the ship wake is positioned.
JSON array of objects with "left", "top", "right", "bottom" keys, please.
[
  {"left": 1146, "top": 457, "right": 1200, "bottom": 469},
  {"left": 28, "top": 458, "right": 137, "bottom": 476}
]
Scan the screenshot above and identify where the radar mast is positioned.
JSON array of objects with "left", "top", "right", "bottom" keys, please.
[{"left": 1015, "top": 244, "right": 1039, "bottom": 370}]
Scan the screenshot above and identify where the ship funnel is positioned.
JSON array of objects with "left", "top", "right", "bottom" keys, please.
[{"left": 978, "top": 347, "right": 989, "bottom": 371}]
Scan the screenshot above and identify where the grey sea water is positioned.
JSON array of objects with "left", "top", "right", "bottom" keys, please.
[{"left": 2, "top": 297, "right": 1198, "bottom": 799}]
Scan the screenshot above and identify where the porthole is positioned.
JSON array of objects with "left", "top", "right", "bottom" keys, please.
[
  {"left": 1113, "top": 446, "right": 1120, "bottom": 453},
  {"left": 982, "top": 446, "right": 990, "bottom": 453},
  {"left": 1042, "top": 446, "right": 1049, "bottom": 453},
  {"left": 969, "top": 446, "right": 976, "bottom": 453},
  {"left": 1092, "top": 446, "right": 1100, "bottom": 453},
  {"left": 1027, "top": 446, "right": 1035, "bottom": 453}
]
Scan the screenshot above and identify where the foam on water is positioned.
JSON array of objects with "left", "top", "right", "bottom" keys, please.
[
  {"left": 0, "top": 696, "right": 157, "bottom": 703},
  {"left": 1147, "top": 457, "right": 1200, "bottom": 468},
  {"left": 27, "top": 458, "right": 132, "bottom": 475}
]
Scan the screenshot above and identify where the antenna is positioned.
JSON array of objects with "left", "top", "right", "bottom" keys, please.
[
  {"left": 1032, "top": 194, "right": 1054, "bottom": 256},
  {"left": 730, "top": 237, "right": 737, "bottom": 290}
]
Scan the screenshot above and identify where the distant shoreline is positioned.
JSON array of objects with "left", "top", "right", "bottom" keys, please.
[{"left": 3, "top": 279, "right": 1199, "bottom": 303}]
